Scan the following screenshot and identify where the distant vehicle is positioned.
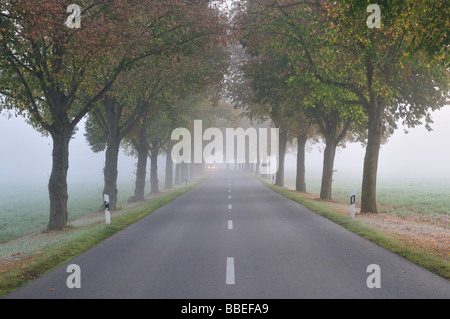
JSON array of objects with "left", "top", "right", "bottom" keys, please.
[{"left": 207, "top": 164, "right": 216, "bottom": 169}]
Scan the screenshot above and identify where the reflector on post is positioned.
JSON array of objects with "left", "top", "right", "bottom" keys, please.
[
  {"left": 350, "top": 189, "right": 356, "bottom": 218},
  {"left": 104, "top": 194, "right": 110, "bottom": 224}
]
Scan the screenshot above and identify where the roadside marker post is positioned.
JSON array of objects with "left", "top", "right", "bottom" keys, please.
[
  {"left": 350, "top": 189, "right": 356, "bottom": 218},
  {"left": 104, "top": 194, "right": 111, "bottom": 224}
]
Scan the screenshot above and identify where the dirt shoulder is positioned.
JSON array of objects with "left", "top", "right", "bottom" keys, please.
[{"left": 324, "top": 196, "right": 449, "bottom": 261}]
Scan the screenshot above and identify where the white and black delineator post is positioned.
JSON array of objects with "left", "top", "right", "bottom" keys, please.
[
  {"left": 350, "top": 188, "right": 356, "bottom": 218},
  {"left": 104, "top": 194, "right": 111, "bottom": 224}
]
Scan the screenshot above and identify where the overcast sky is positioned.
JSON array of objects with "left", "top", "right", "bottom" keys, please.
[{"left": 0, "top": 106, "right": 449, "bottom": 189}]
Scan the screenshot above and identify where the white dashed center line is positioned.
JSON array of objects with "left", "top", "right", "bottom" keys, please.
[
  {"left": 226, "top": 179, "right": 235, "bottom": 285},
  {"left": 226, "top": 257, "right": 235, "bottom": 285}
]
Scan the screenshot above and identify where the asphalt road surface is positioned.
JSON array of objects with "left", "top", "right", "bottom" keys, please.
[{"left": 4, "top": 170, "right": 450, "bottom": 299}]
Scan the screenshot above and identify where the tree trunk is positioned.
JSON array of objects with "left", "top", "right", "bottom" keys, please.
[
  {"left": 174, "top": 163, "right": 181, "bottom": 185},
  {"left": 181, "top": 163, "right": 188, "bottom": 183},
  {"left": 361, "top": 101, "right": 385, "bottom": 213},
  {"left": 296, "top": 134, "right": 307, "bottom": 192},
  {"left": 150, "top": 147, "right": 159, "bottom": 194},
  {"left": 47, "top": 130, "right": 71, "bottom": 230},
  {"left": 102, "top": 96, "right": 124, "bottom": 209},
  {"left": 133, "top": 118, "right": 148, "bottom": 201},
  {"left": 275, "top": 129, "right": 288, "bottom": 187},
  {"left": 320, "top": 137, "right": 337, "bottom": 200},
  {"left": 103, "top": 133, "right": 120, "bottom": 209},
  {"left": 165, "top": 144, "right": 173, "bottom": 190},
  {"left": 255, "top": 150, "right": 260, "bottom": 175}
]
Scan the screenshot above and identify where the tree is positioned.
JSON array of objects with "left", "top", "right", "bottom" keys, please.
[
  {"left": 84, "top": 59, "right": 164, "bottom": 208},
  {"left": 240, "top": 0, "right": 449, "bottom": 211},
  {"left": 0, "top": 0, "right": 228, "bottom": 229},
  {"left": 232, "top": 19, "right": 315, "bottom": 190},
  {"left": 85, "top": 52, "right": 190, "bottom": 207},
  {"left": 124, "top": 46, "right": 230, "bottom": 198},
  {"left": 334, "top": 1, "right": 449, "bottom": 212}
]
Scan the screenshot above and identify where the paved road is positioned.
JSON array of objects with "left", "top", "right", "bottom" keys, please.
[{"left": 3, "top": 170, "right": 450, "bottom": 299}]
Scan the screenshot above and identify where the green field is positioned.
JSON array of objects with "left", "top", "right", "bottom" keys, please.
[
  {"left": 283, "top": 175, "right": 450, "bottom": 223},
  {"left": 0, "top": 181, "right": 135, "bottom": 243}
]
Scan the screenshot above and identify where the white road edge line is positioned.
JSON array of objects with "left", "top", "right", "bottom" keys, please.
[
  {"left": 228, "top": 204, "right": 232, "bottom": 210},
  {"left": 228, "top": 220, "right": 233, "bottom": 230},
  {"left": 226, "top": 257, "right": 235, "bottom": 285}
]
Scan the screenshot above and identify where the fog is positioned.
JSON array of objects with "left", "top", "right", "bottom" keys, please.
[
  {"left": 1, "top": 106, "right": 449, "bottom": 190},
  {"left": 286, "top": 106, "right": 450, "bottom": 181},
  {"left": 0, "top": 115, "right": 138, "bottom": 187}
]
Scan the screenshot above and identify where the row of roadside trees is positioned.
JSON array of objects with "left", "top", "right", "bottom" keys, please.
[
  {"left": 0, "top": 0, "right": 231, "bottom": 230},
  {"left": 227, "top": 0, "right": 449, "bottom": 213}
]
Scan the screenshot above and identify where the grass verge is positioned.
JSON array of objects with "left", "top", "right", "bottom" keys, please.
[
  {"left": 259, "top": 179, "right": 449, "bottom": 281},
  {"left": 0, "top": 179, "right": 204, "bottom": 297}
]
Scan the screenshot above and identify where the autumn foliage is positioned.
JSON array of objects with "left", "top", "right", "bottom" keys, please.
[{"left": 0, "top": 0, "right": 229, "bottom": 230}]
